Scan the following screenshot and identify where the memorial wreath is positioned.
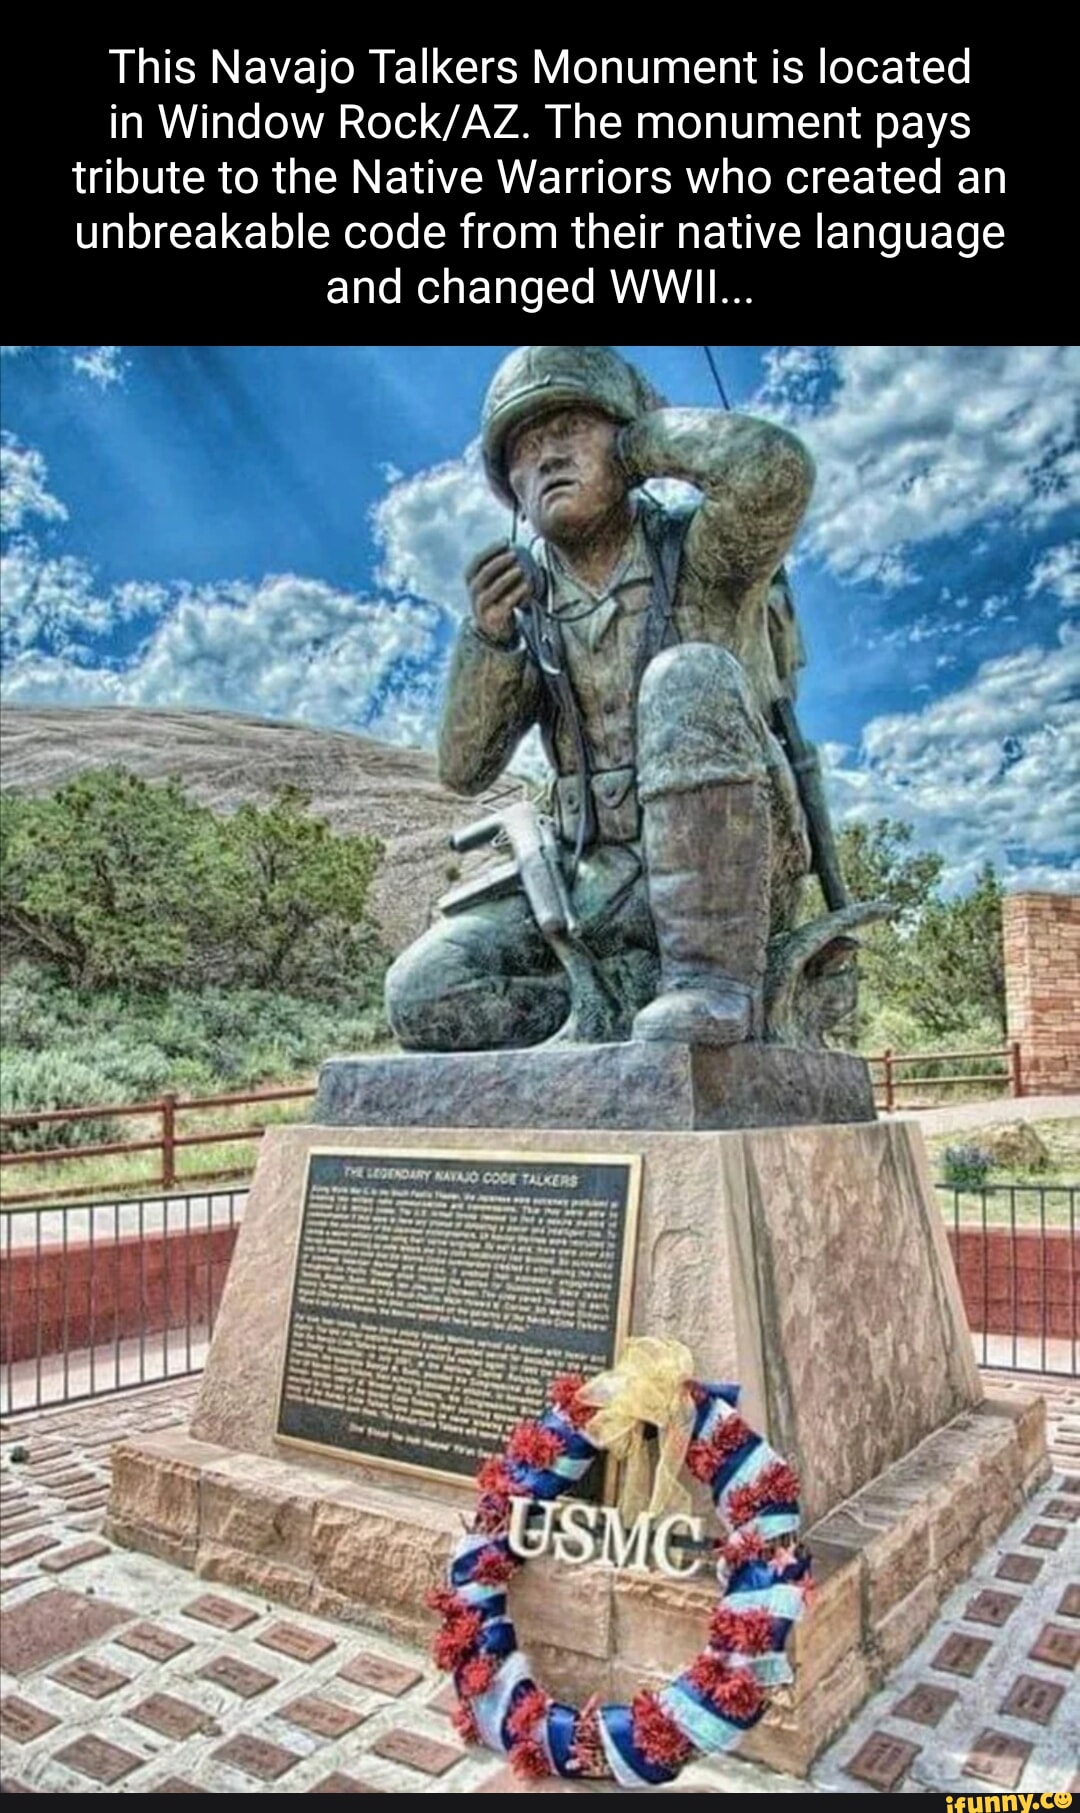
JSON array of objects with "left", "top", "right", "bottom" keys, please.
[{"left": 427, "top": 1338, "right": 812, "bottom": 1788}]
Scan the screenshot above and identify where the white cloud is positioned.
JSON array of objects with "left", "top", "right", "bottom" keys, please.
[
  {"left": 371, "top": 438, "right": 511, "bottom": 615},
  {"left": 0, "top": 431, "right": 458, "bottom": 742},
  {"left": 0, "top": 345, "right": 127, "bottom": 386},
  {"left": 0, "top": 565, "right": 451, "bottom": 744},
  {"left": 1, "top": 535, "right": 169, "bottom": 661},
  {"left": 760, "top": 345, "right": 1080, "bottom": 584},
  {"left": 0, "top": 435, "right": 68, "bottom": 533},
  {"left": 124, "top": 575, "right": 445, "bottom": 731},
  {"left": 71, "top": 346, "right": 127, "bottom": 389},
  {"left": 827, "top": 626, "right": 1080, "bottom": 893},
  {"left": 1027, "top": 540, "right": 1080, "bottom": 608}
]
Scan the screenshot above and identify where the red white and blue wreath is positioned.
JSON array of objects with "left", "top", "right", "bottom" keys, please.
[{"left": 428, "top": 1352, "right": 812, "bottom": 1788}]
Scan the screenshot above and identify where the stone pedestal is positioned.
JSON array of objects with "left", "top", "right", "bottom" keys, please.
[
  {"left": 186, "top": 1120, "right": 978, "bottom": 1529},
  {"left": 109, "top": 1385, "right": 1046, "bottom": 1775},
  {"left": 106, "top": 1104, "right": 1049, "bottom": 1775},
  {"left": 315, "top": 1042, "right": 876, "bottom": 1132}
]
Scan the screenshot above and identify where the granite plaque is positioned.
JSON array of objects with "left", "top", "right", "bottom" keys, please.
[{"left": 276, "top": 1147, "right": 641, "bottom": 1484}]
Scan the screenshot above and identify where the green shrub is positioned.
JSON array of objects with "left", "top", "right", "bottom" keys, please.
[
  {"left": 0, "top": 1051, "right": 123, "bottom": 1153},
  {"left": 940, "top": 1143, "right": 992, "bottom": 1190},
  {"left": 0, "top": 965, "right": 390, "bottom": 1124}
]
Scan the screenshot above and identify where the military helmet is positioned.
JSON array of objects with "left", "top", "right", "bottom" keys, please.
[{"left": 481, "top": 345, "right": 663, "bottom": 505}]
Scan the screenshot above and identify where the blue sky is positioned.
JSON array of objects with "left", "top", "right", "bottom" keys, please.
[{"left": 1, "top": 344, "right": 1076, "bottom": 894}]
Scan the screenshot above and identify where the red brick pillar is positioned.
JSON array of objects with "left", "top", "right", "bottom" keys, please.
[{"left": 1003, "top": 892, "right": 1080, "bottom": 1094}]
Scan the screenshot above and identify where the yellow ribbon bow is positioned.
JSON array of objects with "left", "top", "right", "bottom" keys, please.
[{"left": 578, "top": 1336, "right": 696, "bottom": 1522}]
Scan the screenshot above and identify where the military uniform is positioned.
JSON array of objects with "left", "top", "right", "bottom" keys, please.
[{"left": 386, "top": 368, "right": 818, "bottom": 1054}]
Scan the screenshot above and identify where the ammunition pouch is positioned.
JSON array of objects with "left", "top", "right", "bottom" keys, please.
[{"left": 554, "top": 765, "right": 640, "bottom": 849}]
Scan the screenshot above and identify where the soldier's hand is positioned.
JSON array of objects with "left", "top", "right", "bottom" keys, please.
[{"left": 465, "top": 542, "right": 536, "bottom": 645}]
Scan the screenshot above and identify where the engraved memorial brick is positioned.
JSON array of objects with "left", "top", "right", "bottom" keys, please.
[
  {"left": 0, "top": 1588, "right": 135, "bottom": 1674},
  {"left": 116, "top": 1622, "right": 193, "bottom": 1662},
  {"left": 281, "top": 1694, "right": 367, "bottom": 1738},
  {"left": 1029, "top": 1623, "right": 1080, "bottom": 1669},
  {"left": 1000, "top": 1674, "right": 1065, "bottom": 1725},
  {"left": 1045, "top": 1497, "right": 1080, "bottom": 1520},
  {"left": 1024, "top": 1523, "right": 1066, "bottom": 1550},
  {"left": 197, "top": 1655, "right": 278, "bottom": 1698},
  {"left": 0, "top": 1535, "right": 59, "bottom": 1567},
  {"left": 0, "top": 1697, "right": 59, "bottom": 1743},
  {"left": 128, "top": 1693, "right": 219, "bottom": 1739},
  {"left": 890, "top": 1682, "right": 958, "bottom": 1727},
  {"left": 55, "top": 1736, "right": 143, "bottom": 1785},
  {"left": 931, "top": 1632, "right": 992, "bottom": 1677},
  {"left": 182, "top": 1593, "right": 258, "bottom": 1630},
  {"left": 371, "top": 1730, "right": 463, "bottom": 1776},
  {"left": 309, "top": 1774, "right": 386, "bottom": 1793},
  {"left": 847, "top": 1732, "right": 920, "bottom": 1791},
  {"left": 38, "top": 1540, "right": 110, "bottom": 1574},
  {"left": 337, "top": 1653, "right": 422, "bottom": 1696},
  {"left": 1057, "top": 1582, "right": 1080, "bottom": 1618},
  {"left": 428, "top": 1681, "right": 461, "bottom": 1716},
  {"left": 256, "top": 1622, "right": 336, "bottom": 1663},
  {"left": 963, "top": 1729, "right": 1032, "bottom": 1789},
  {"left": 0, "top": 1513, "right": 50, "bottom": 1537},
  {"left": 214, "top": 1735, "right": 300, "bottom": 1781},
  {"left": 62, "top": 1491, "right": 109, "bottom": 1511},
  {"left": 48, "top": 1474, "right": 98, "bottom": 1496},
  {"left": 995, "top": 1552, "right": 1043, "bottom": 1584},
  {"left": 49, "top": 1657, "right": 130, "bottom": 1699},
  {"left": 965, "top": 1588, "right": 1021, "bottom": 1628}
]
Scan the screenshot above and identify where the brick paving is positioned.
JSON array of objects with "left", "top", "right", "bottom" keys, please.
[{"left": 1, "top": 1372, "right": 1077, "bottom": 1794}]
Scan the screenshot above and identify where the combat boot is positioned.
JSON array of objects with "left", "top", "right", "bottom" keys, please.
[{"left": 631, "top": 778, "right": 770, "bottom": 1046}]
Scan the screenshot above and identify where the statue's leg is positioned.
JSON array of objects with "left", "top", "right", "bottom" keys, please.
[
  {"left": 385, "top": 892, "right": 569, "bottom": 1052},
  {"left": 631, "top": 643, "right": 805, "bottom": 1047}
]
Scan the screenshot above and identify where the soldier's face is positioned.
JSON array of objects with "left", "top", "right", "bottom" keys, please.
[{"left": 507, "top": 407, "right": 626, "bottom": 544}]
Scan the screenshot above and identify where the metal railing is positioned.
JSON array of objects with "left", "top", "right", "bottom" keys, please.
[
  {"left": 0, "top": 1083, "right": 315, "bottom": 1205},
  {"left": 870, "top": 1042, "right": 1023, "bottom": 1111},
  {"left": 1, "top": 1051, "right": 1030, "bottom": 1207},
  {"left": 2, "top": 1176, "right": 1073, "bottom": 1419},
  {"left": 937, "top": 1180, "right": 1078, "bottom": 1378},
  {"left": 1, "top": 1186, "right": 246, "bottom": 1415}
]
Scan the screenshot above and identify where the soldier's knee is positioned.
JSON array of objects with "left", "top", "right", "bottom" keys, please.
[
  {"left": 638, "top": 641, "right": 763, "bottom": 798},
  {"left": 383, "top": 944, "right": 430, "bottom": 1045},
  {"left": 640, "top": 642, "right": 749, "bottom": 719}
]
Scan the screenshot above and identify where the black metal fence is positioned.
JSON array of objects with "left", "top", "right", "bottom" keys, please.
[
  {"left": 1, "top": 1181, "right": 1075, "bottom": 1418},
  {"left": 1, "top": 1187, "right": 246, "bottom": 1416},
  {"left": 937, "top": 1181, "right": 1078, "bottom": 1378}
]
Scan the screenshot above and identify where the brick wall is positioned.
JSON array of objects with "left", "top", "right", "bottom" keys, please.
[
  {"left": 946, "top": 1225, "right": 1078, "bottom": 1340},
  {"left": 1003, "top": 892, "right": 1080, "bottom": 1094},
  {"left": 0, "top": 1225, "right": 238, "bottom": 1365}
]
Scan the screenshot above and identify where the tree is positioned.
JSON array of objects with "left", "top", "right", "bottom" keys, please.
[
  {"left": 837, "top": 819, "right": 943, "bottom": 928},
  {"left": 897, "top": 864, "right": 1007, "bottom": 1036},
  {"left": 220, "top": 786, "right": 383, "bottom": 993},
  {"left": 0, "top": 769, "right": 383, "bottom": 1001},
  {"left": 826, "top": 819, "right": 1007, "bottom": 1045},
  {"left": 0, "top": 770, "right": 229, "bottom": 989}
]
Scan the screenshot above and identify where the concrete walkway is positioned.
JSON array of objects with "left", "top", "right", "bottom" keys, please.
[
  {"left": 888, "top": 1094, "right": 1079, "bottom": 1133},
  {"left": 1, "top": 1373, "right": 1077, "bottom": 1795}
]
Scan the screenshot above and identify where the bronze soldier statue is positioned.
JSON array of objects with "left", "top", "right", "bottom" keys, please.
[{"left": 386, "top": 346, "right": 869, "bottom": 1053}]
